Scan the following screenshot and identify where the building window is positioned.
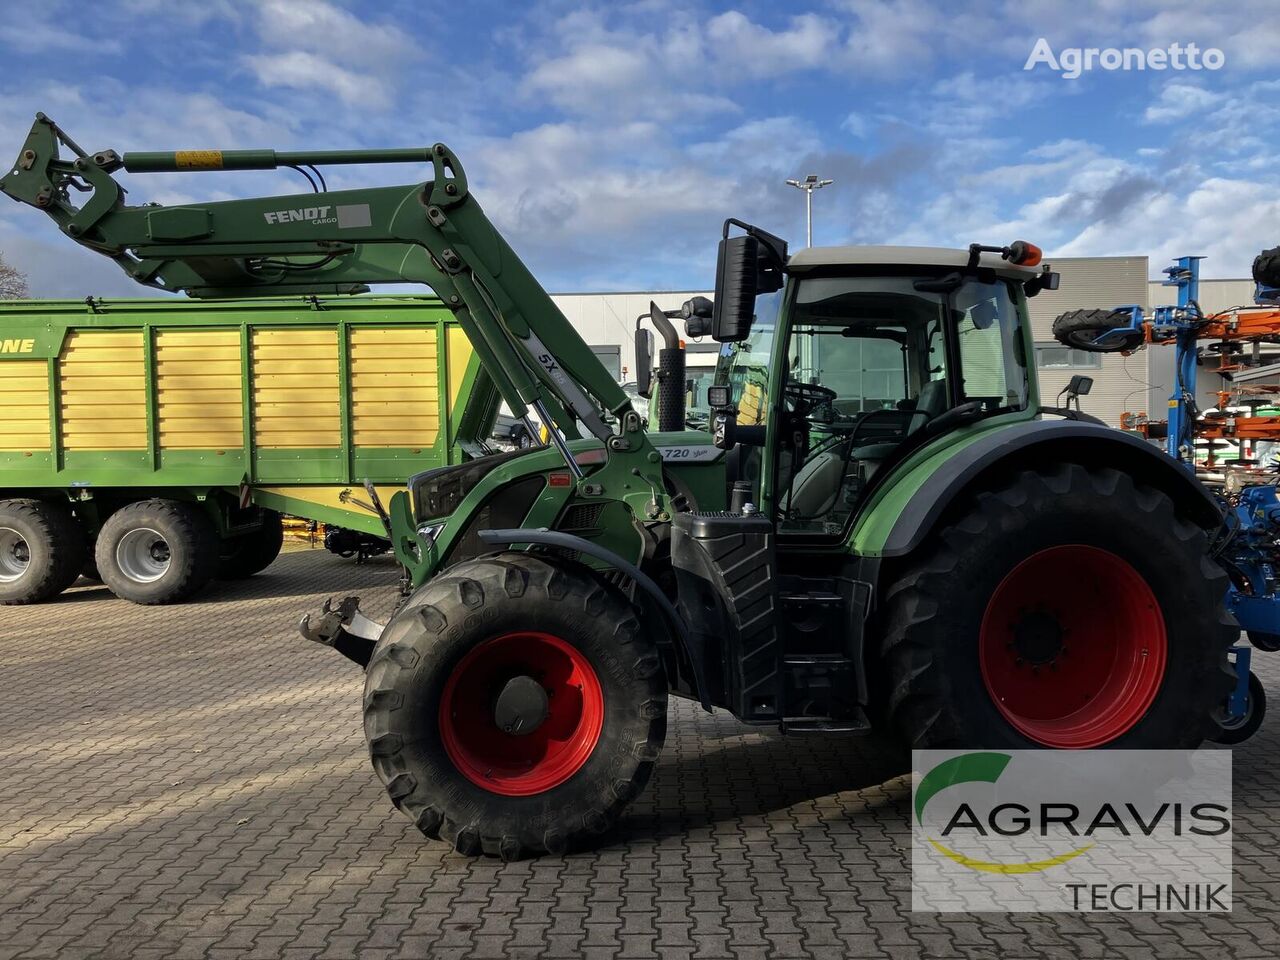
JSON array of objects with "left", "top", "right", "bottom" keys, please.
[
  {"left": 590, "top": 344, "right": 621, "bottom": 381},
  {"left": 1035, "top": 343, "right": 1102, "bottom": 369}
]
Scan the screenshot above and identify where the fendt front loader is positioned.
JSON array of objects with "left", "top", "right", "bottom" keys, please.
[{"left": 4, "top": 115, "right": 1237, "bottom": 857}]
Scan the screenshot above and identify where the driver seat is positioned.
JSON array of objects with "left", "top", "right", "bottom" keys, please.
[{"left": 850, "top": 378, "right": 949, "bottom": 474}]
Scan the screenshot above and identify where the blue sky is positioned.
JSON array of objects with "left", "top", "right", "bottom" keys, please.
[{"left": 1, "top": 0, "right": 1278, "bottom": 297}]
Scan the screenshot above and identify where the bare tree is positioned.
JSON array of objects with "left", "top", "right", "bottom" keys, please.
[{"left": 0, "top": 251, "right": 28, "bottom": 299}]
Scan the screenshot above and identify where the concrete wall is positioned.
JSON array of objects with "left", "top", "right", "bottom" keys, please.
[
  {"left": 550, "top": 290, "right": 712, "bottom": 385},
  {"left": 1025, "top": 256, "right": 1153, "bottom": 425}
]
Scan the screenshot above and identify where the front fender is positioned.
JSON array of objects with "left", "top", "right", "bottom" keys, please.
[{"left": 853, "top": 418, "right": 1221, "bottom": 559}]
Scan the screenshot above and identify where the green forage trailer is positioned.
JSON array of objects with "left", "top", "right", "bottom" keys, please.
[{"left": 0, "top": 295, "right": 496, "bottom": 604}]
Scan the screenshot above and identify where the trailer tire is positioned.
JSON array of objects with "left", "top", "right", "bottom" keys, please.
[
  {"left": 1209, "top": 671, "right": 1266, "bottom": 745},
  {"left": 364, "top": 554, "right": 667, "bottom": 859},
  {"left": 879, "top": 465, "right": 1236, "bottom": 750},
  {"left": 96, "top": 500, "right": 218, "bottom": 605},
  {"left": 217, "top": 510, "right": 284, "bottom": 579},
  {"left": 0, "top": 498, "right": 86, "bottom": 605},
  {"left": 1051, "top": 308, "right": 1144, "bottom": 352}
]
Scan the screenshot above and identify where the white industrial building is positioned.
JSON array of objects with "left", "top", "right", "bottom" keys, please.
[{"left": 552, "top": 256, "right": 1257, "bottom": 430}]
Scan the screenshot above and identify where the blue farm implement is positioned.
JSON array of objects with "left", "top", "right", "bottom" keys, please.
[{"left": 1053, "top": 248, "right": 1280, "bottom": 743}]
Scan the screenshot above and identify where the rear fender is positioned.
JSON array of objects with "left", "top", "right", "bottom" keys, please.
[{"left": 856, "top": 419, "right": 1221, "bottom": 560}]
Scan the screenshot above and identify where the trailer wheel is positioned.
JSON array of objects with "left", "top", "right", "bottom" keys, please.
[
  {"left": 879, "top": 465, "right": 1236, "bottom": 750},
  {"left": 1051, "top": 308, "right": 1144, "bottom": 352},
  {"left": 1209, "top": 672, "right": 1266, "bottom": 745},
  {"left": 217, "top": 510, "right": 284, "bottom": 579},
  {"left": 363, "top": 554, "right": 667, "bottom": 859},
  {"left": 0, "top": 498, "right": 86, "bottom": 605},
  {"left": 1246, "top": 630, "right": 1280, "bottom": 652},
  {"left": 96, "top": 500, "right": 218, "bottom": 605}
]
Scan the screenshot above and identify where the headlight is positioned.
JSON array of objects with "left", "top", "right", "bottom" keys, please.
[{"left": 417, "top": 521, "right": 446, "bottom": 542}]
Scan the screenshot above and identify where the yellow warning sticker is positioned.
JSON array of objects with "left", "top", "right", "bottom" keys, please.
[{"left": 174, "top": 150, "right": 223, "bottom": 170}]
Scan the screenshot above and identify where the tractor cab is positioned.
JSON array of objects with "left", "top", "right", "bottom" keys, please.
[{"left": 708, "top": 235, "right": 1053, "bottom": 535}]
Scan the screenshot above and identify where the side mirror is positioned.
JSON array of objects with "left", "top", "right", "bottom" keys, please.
[
  {"left": 712, "top": 235, "right": 759, "bottom": 343},
  {"left": 635, "top": 328, "right": 654, "bottom": 398},
  {"left": 711, "top": 220, "right": 788, "bottom": 343}
]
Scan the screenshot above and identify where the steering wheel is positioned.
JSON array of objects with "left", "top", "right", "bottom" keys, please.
[{"left": 784, "top": 380, "right": 838, "bottom": 416}]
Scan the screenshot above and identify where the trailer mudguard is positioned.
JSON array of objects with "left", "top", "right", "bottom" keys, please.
[{"left": 877, "top": 419, "right": 1223, "bottom": 559}]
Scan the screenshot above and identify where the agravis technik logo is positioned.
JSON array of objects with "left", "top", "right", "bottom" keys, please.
[{"left": 911, "top": 750, "right": 1232, "bottom": 913}]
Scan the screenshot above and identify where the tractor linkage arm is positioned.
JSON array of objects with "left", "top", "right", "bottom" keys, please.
[{"left": 1, "top": 114, "right": 663, "bottom": 500}]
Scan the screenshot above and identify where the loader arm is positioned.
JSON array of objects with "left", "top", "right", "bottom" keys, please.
[{"left": 1, "top": 114, "right": 662, "bottom": 504}]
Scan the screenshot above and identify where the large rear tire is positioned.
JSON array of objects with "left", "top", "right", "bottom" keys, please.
[
  {"left": 0, "top": 498, "right": 85, "bottom": 605},
  {"left": 879, "top": 465, "right": 1235, "bottom": 750},
  {"left": 363, "top": 554, "right": 667, "bottom": 859},
  {"left": 217, "top": 510, "right": 284, "bottom": 579},
  {"left": 96, "top": 500, "right": 218, "bottom": 605}
]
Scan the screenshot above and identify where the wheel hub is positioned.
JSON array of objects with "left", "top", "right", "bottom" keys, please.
[
  {"left": 979, "top": 545, "right": 1168, "bottom": 748},
  {"left": 439, "top": 631, "right": 604, "bottom": 796},
  {"left": 1011, "top": 609, "right": 1064, "bottom": 665},
  {"left": 0, "top": 527, "right": 30, "bottom": 583},
  {"left": 493, "top": 675, "right": 550, "bottom": 735},
  {"left": 116, "top": 527, "right": 171, "bottom": 583}
]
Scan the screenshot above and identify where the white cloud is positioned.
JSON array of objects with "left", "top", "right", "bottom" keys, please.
[
  {"left": 252, "top": 0, "right": 417, "bottom": 68},
  {"left": 242, "top": 50, "right": 389, "bottom": 107},
  {"left": 704, "top": 12, "right": 835, "bottom": 77},
  {"left": 1144, "top": 83, "right": 1222, "bottom": 123},
  {"left": 0, "top": 21, "right": 121, "bottom": 55}
]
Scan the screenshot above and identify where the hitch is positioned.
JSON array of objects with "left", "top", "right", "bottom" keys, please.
[{"left": 299, "top": 596, "right": 385, "bottom": 669}]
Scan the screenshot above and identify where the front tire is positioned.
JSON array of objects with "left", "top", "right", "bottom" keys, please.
[
  {"left": 880, "top": 465, "right": 1235, "bottom": 750},
  {"left": 0, "top": 498, "right": 85, "bottom": 605},
  {"left": 363, "top": 554, "right": 667, "bottom": 859},
  {"left": 96, "top": 500, "right": 218, "bottom": 604}
]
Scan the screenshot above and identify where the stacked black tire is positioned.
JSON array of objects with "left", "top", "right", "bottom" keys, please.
[{"left": 1254, "top": 246, "right": 1280, "bottom": 289}]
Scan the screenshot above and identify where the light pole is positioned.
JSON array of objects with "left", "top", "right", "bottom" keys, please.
[{"left": 785, "top": 174, "right": 833, "bottom": 247}]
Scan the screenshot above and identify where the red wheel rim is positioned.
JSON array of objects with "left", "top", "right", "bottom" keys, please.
[
  {"left": 979, "top": 545, "right": 1167, "bottom": 748},
  {"left": 439, "top": 631, "right": 604, "bottom": 796}
]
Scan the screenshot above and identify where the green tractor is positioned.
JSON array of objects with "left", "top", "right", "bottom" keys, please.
[{"left": 5, "top": 116, "right": 1236, "bottom": 858}]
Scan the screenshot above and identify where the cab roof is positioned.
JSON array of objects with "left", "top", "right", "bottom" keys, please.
[{"left": 787, "top": 244, "right": 1042, "bottom": 277}]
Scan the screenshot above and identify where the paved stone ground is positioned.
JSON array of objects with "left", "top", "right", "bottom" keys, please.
[{"left": 1, "top": 547, "right": 1279, "bottom": 960}]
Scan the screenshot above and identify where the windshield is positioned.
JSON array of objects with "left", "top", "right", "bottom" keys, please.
[{"left": 788, "top": 273, "right": 1027, "bottom": 417}]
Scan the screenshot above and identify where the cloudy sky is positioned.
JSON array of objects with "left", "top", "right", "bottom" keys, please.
[{"left": 1, "top": 0, "right": 1278, "bottom": 298}]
